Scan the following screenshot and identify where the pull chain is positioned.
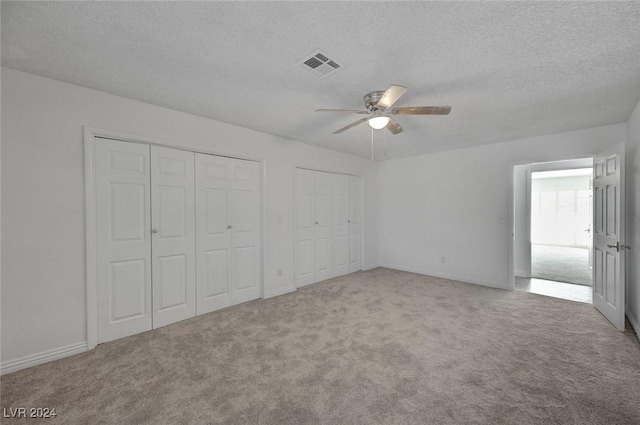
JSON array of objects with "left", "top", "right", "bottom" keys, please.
[
  {"left": 383, "top": 126, "right": 387, "bottom": 158},
  {"left": 371, "top": 127, "right": 374, "bottom": 160}
]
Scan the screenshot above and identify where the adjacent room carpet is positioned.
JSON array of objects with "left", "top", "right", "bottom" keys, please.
[
  {"left": 531, "top": 244, "right": 593, "bottom": 286},
  {"left": 2, "top": 268, "right": 639, "bottom": 425}
]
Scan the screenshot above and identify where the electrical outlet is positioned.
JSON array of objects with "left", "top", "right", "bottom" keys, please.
[
  {"left": 441, "top": 256, "right": 446, "bottom": 264},
  {"left": 277, "top": 268, "right": 283, "bottom": 277}
]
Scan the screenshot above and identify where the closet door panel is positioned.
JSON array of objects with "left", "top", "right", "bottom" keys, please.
[
  {"left": 195, "top": 154, "right": 232, "bottom": 314},
  {"left": 151, "top": 146, "right": 196, "bottom": 328},
  {"left": 96, "top": 138, "right": 152, "bottom": 343},
  {"left": 205, "top": 249, "right": 228, "bottom": 297},
  {"left": 230, "top": 159, "right": 261, "bottom": 303},
  {"left": 109, "top": 259, "right": 147, "bottom": 321},
  {"left": 156, "top": 254, "right": 188, "bottom": 310},
  {"left": 349, "top": 176, "right": 362, "bottom": 273},
  {"left": 295, "top": 169, "right": 315, "bottom": 286},
  {"left": 314, "top": 172, "right": 332, "bottom": 282},
  {"left": 332, "top": 174, "right": 350, "bottom": 277}
]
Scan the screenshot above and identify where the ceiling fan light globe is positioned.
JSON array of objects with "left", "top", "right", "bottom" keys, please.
[{"left": 368, "top": 116, "right": 390, "bottom": 130}]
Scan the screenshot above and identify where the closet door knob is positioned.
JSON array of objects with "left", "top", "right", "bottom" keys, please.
[
  {"left": 315, "top": 221, "right": 319, "bottom": 225},
  {"left": 227, "top": 225, "right": 232, "bottom": 229},
  {"left": 151, "top": 228, "right": 159, "bottom": 234}
]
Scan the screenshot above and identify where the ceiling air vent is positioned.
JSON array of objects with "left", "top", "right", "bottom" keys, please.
[{"left": 296, "top": 49, "right": 344, "bottom": 79}]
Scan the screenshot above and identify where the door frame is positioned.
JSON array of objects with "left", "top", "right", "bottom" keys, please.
[
  {"left": 293, "top": 166, "right": 364, "bottom": 289},
  {"left": 84, "top": 126, "right": 266, "bottom": 350},
  {"left": 508, "top": 157, "right": 594, "bottom": 291}
]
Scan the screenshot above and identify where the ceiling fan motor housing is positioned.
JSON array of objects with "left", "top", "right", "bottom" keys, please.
[{"left": 364, "top": 91, "right": 386, "bottom": 111}]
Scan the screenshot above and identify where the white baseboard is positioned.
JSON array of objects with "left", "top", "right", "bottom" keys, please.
[
  {"left": 1, "top": 341, "right": 88, "bottom": 375},
  {"left": 515, "top": 269, "right": 530, "bottom": 278},
  {"left": 264, "top": 285, "right": 296, "bottom": 299},
  {"left": 362, "top": 263, "right": 379, "bottom": 271},
  {"left": 378, "top": 263, "right": 509, "bottom": 290},
  {"left": 626, "top": 310, "right": 640, "bottom": 343}
]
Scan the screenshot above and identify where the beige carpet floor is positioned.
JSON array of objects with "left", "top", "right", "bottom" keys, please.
[
  {"left": 2, "top": 268, "right": 639, "bottom": 424},
  {"left": 531, "top": 244, "right": 593, "bottom": 286}
]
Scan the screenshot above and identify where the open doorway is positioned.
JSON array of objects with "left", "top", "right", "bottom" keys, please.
[
  {"left": 530, "top": 168, "right": 593, "bottom": 286},
  {"left": 513, "top": 159, "right": 593, "bottom": 304},
  {"left": 511, "top": 145, "right": 626, "bottom": 330}
]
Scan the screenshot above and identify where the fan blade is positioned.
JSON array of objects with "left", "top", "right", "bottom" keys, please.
[
  {"left": 377, "top": 85, "right": 408, "bottom": 109},
  {"left": 386, "top": 118, "right": 403, "bottom": 135},
  {"left": 316, "top": 108, "right": 369, "bottom": 114},
  {"left": 333, "top": 117, "right": 370, "bottom": 134},
  {"left": 392, "top": 106, "right": 451, "bottom": 115}
]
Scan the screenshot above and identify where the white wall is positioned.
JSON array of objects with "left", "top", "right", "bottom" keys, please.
[
  {"left": 0, "top": 68, "right": 378, "bottom": 367},
  {"left": 378, "top": 124, "right": 626, "bottom": 289},
  {"left": 626, "top": 97, "right": 640, "bottom": 333}
]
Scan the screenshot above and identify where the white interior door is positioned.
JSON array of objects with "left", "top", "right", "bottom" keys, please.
[
  {"left": 349, "top": 175, "right": 362, "bottom": 273},
  {"left": 588, "top": 187, "right": 594, "bottom": 268},
  {"left": 150, "top": 146, "right": 196, "bottom": 328},
  {"left": 593, "top": 144, "right": 626, "bottom": 331},
  {"left": 96, "top": 138, "right": 152, "bottom": 343},
  {"left": 314, "top": 171, "right": 332, "bottom": 282},
  {"left": 195, "top": 153, "right": 232, "bottom": 314},
  {"left": 229, "top": 158, "right": 261, "bottom": 304},
  {"left": 332, "top": 174, "right": 350, "bottom": 277},
  {"left": 295, "top": 168, "right": 316, "bottom": 287}
]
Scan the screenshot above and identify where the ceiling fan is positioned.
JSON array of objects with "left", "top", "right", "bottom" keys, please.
[{"left": 316, "top": 84, "right": 451, "bottom": 135}]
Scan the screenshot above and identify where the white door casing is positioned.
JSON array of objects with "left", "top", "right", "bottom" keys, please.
[
  {"left": 593, "top": 144, "right": 626, "bottom": 331},
  {"left": 150, "top": 146, "right": 197, "bottom": 328},
  {"left": 332, "top": 173, "right": 350, "bottom": 277},
  {"left": 349, "top": 175, "right": 362, "bottom": 273},
  {"left": 95, "top": 138, "right": 152, "bottom": 343}
]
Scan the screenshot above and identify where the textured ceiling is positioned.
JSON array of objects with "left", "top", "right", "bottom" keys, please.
[{"left": 3, "top": 1, "right": 640, "bottom": 160}]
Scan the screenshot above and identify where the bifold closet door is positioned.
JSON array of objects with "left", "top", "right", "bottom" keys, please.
[
  {"left": 314, "top": 172, "right": 332, "bottom": 281},
  {"left": 150, "top": 146, "right": 196, "bottom": 328},
  {"left": 195, "top": 153, "right": 232, "bottom": 313},
  {"left": 228, "top": 158, "right": 261, "bottom": 304},
  {"left": 294, "top": 169, "right": 335, "bottom": 284},
  {"left": 296, "top": 168, "right": 359, "bottom": 287},
  {"left": 195, "top": 154, "right": 261, "bottom": 315},
  {"left": 349, "top": 175, "right": 361, "bottom": 273},
  {"left": 96, "top": 140, "right": 197, "bottom": 343},
  {"left": 332, "top": 174, "right": 350, "bottom": 277},
  {"left": 96, "top": 138, "right": 152, "bottom": 343},
  {"left": 295, "top": 169, "right": 316, "bottom": 286}
]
